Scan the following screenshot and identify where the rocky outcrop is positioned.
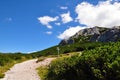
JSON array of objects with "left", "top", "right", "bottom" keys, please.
[{"left": 59, "top": 26, "right": 120, "bottom": 45}]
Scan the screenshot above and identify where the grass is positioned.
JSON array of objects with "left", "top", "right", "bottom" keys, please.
[
  {"left": 0, "top": 62, "right": 16, "bottom": 78},
  {"left": 36, "top": 57, "right": 47, "bottom": 63},
  {"left": 36, "top": 55, "right": 58, "bottom": 63},
  {"left": 36, "top": 52, "right": 81, "bottom": 80},
  {"left": 59, "top": 52, "right": 81, "bottom": 57},
  {"left": 37, "top": 66, "right": 49, "bottom": 80}
]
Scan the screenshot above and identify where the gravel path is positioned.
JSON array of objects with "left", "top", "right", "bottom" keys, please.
[{"left": 0, "top": 58, "right": 55, "bottom": 80}]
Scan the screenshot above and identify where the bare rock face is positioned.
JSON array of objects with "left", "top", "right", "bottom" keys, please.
[
  {"left": 75, "top": 27, "right": 101, "bottom": 37},
  {"left": 59, "top": 39, "right": 74, "bottom": 46},
  {"left": 96, "top": 28, "right": 120, "bottom": 42},
  {"left": 59, "top": 26, "right": 120, "bottom": 45}
]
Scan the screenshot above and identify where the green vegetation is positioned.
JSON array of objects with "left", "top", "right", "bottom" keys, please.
[
  {"left": 0, "top": 53, "right": 35, "bottom": 78},
  {"left": 37, "top": 66, "right": 49, "bottom": 80},
  {"left": 36, "top": 57, "right": 47, "bottom": 63},
  {"left": 33, "top": 42, "right": 106, "bottom": 57},
  {"left": 1, "top": 27, "right": 120, "bottom": 80},
  {"left": 37, "top": 42, "right": 120, "bottom": 80}
]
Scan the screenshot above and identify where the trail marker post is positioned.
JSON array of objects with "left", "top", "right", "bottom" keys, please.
[{"left": 57, "top": 47, "right": 60, "bottom": 57}]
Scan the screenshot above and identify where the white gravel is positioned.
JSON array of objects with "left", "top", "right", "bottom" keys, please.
[{"left": 0, "top": 58, "right": 55, "bottom": 80}]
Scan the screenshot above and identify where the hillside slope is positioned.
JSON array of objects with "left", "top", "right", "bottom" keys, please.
[{"left": 41, "top": 42, "right": 120, "bottom": 80}]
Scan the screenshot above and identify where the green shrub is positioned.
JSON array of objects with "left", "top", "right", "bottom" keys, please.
[
  {"left": 43, "top": 42, "right": 120, "bottom": 80},
  {"left": 37, "top": 66, "right": 49, "bottom": 80},
  {"left": 36, "top": 57, "right": 46, "bottom": 63},
  {"left": 0, "top": 73, "right": 4, "bottom": 78}
]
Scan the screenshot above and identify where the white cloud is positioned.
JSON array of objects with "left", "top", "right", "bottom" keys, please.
[
  {"left": 61, "top": 11, "right": 73, "bottom": 23},
  {"left": 7, "top": 18, "right": 12, "bottom": 21},
  {"left": 75, "top": 0, "right": 120, "bottom": 28},
  {"left": 38, "top": 16, "right": 59, "bottom": 29},
  {"left": 60, "top": 6, "right": 68, "bottom": 10},
  {"left": 46, "top": 31, "right": 52, "bottom": 35},
  {"left": 27, "top": 51, "right": 37, "bottom": 54},
  {"left": 58, "top": 26, "right": 87, "bottom": 39},
  {"left": 55, "top": 22, "right": 61, "bottom": 26},
  {"left": 5, "top": 17, "right": 12, "bottom": 22}
]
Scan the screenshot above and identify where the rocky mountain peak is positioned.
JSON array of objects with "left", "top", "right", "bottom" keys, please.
[{"left": 59, "top": 26, "right": 120, "bottom": 45}]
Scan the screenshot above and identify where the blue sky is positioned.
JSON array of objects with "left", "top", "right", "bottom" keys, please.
[{"left": 0, "top": 0, "right": 120, "bottom": 53}]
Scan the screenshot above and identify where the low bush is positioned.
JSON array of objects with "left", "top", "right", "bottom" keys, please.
[
  {"left": 39, "top": 42, "right": 120, "bottom": 80},
  {"left": 37, "top": 66, "right": 49, "bottom": 80}
]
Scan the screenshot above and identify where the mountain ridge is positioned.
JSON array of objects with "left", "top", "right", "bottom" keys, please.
[{"left": 59, "top": 26, "right": 120, "bottom": 45}]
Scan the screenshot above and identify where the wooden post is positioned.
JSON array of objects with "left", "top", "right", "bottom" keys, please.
[{"left": 57, "top": 47, "right": 60, "bottom": 57}]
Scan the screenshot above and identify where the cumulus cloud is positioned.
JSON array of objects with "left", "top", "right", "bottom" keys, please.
[
  {"left": 5, "top": 17, "right": 12, "bottom": 22},
  {"left": 7, "top": 17, "right": 12, "bottom": 21},
  {"left": 75, "top": 0, "right": 120, "bottom": 28},
  {"left": 38, "top": 16, "right": 59, "bottom": 29},
  {"left": 60, "top": 6, "right": 68, "bottom": 10},
  {"left": 58, "top": 26, "right": 87, "bottom": 39},
  {"left": 55, "top": 22, "right": 61, "bottom": 26},
  {"left": 61, "top": 11, "right": 73, "bottom": 23},
  {"left": 46, "top": 31, "right": 52, "bottom": 35}
]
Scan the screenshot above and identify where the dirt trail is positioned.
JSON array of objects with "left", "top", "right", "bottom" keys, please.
[{"left": 0, "top": 58, "right": 55, "bottom": 80}]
